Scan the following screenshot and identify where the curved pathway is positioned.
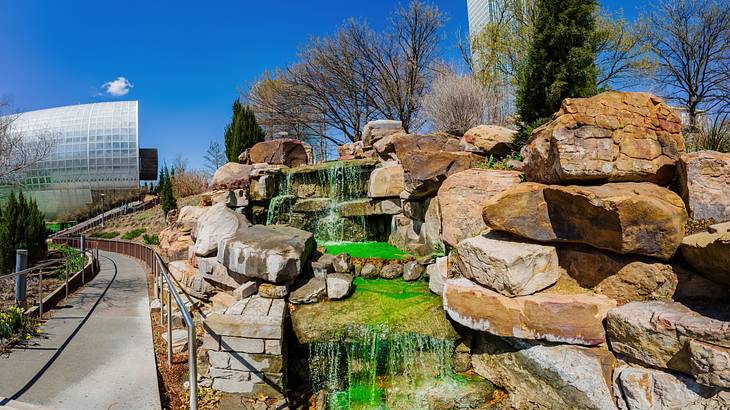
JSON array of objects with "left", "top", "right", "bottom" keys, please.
[{"left": 0, "top": 251, "right": 160, "bottom": 410}]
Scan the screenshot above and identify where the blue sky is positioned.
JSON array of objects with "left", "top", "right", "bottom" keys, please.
[{"left": 0, "top": 0, "right": 642, "bottom": 171}]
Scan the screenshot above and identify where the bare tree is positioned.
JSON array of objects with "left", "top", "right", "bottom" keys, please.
[
  {"left": 594, "top": 11, "right": 655, "bottom": 90},
  {"left": 0, "top": 101, "right": 54, "bottom": 184},
  {"left": 347, "top": 1, "right": 444, "bottom": 133},
  {"left": 203, "top": 140, "right": 226, "bottom": 173},
  {"left": 421, "top": 70, "right": 493, "bottom": 134},
  {"left": 649, "top": 0, "right": 730, "bottom": 128}
]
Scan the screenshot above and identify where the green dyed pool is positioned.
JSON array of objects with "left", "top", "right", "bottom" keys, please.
[{"left": 322, "top": 241, "right": 411, "bottom": 260}]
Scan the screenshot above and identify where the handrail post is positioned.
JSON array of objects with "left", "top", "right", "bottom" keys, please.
[
  {"left": 188, "top": 319, "right": 198, "bottom": 410},
  {"left": 167, "top": 287, "right": 173, "bottom": 366},
  {"left": 79, "top": 235, "right": 86, "bottom": 284},
  {"left": 15, "top": 250, "right": 28, "bottom": 309}
]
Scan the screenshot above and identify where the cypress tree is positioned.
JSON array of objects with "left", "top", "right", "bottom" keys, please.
[
  {"left": 0, "top": 192, "right": 47, "bottom": 273},
  {"left": 159, "top": 166, "right": 177, "bottom": 217},
  {"left": 224, "top": 99, "right": 265, "bottom": 162},
  {"left": 516, "top": 0, "right": 598, "bottom": 134}
]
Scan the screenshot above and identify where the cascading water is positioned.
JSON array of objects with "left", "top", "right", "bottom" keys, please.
[
  {"left": 265, "top": 160, "right": 382, "bottom": 242},
  {"left": 307, "top": 325, "right": 455, "bottom": 409}
]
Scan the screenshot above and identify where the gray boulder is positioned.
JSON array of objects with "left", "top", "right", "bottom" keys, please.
[
  {"left": 193, "top": 203, "right": 251, "bottom": 257},
  {"left": 290, "top": 278, "right": 327, "bottom": 304},
  {"left": 218, "top": 224, "right": 315, "bottom": 284},
  {"left": 326, "top": 273, "right": 354, "bottom": 300}
]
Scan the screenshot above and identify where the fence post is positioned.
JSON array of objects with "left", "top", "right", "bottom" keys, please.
[
  {"left": 15, "top": 249, "right": 28, "bottom": 309},
  {"left": 80, "top": 235, "right": 87, "bottom": 283},
  {"left": 167, "top": 288, "right": 173, "bottom": 366}
]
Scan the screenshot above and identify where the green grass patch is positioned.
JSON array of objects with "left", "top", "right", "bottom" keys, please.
[
  {"left": 49, "top": 243, "right": 84, "bottom": 279},
  {"left": 90, "top": 231, "right": 120, "bottom": 239},
  {"left": 322, "top": 241, "right": 411, "bottom": 260},
  {"left": 121, "top": 228, "right": 146, "bottom": 240}
]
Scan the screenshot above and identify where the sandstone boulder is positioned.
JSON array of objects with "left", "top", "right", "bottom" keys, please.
[
  {"left": 212, "top": 162, "right": 253, "bottom": 190},
  {"left": 460, "top": 125, "right": 517, "bottom": 155},
  {"left": 613, "top": 365, "right": 730, "bottom": 410},
  {"left": 197, "top": 256, "right": 249, "bottom": 289},
  {"left": 676, "top": 150, "right": 730, "bottom": 222},
  {"left": 159, "top": 226, "right": 194, "bottom": 261},
  {"left": 218, "top": 224, "right": 315, "bottom": 284},
  {"left": 483, "top": 182, "right": 687, "bottom": 260},
  {"left": 248, "top": 139, "right": 308, "bottom": 167},
  {"left": 402, "top": 151, "right": 483, "bottom": 199},
  {"left": 362, "top": 120, "right": 404, "bottom": 147},
  {"left": 177, "top": 205, "right": 207, "bottom": 232},
  {"left": 331, "top": 253, "right": 352, "bottom": 273},
  {"left": 427, "top": 256, "right": 448, "bottom": 295},
  {"left": 326, "top": 273, "right": 353, "bottom": 300},
  {"left": 522, "top": 91, "right": 684, "bottom": 185},
  {"left": 690, "top": 339, "right": 730, "bottom": 388},
  {"left": 193, "top": 203, "right": 251, "bottom": 257},
  {"left": 289, "top": 277, "right": 326, "bottom": 304},
  {"left": 403, "top": 260, "right": 424, "bottom": 281},
  {"left": 444, "top": 278, "right": 616, "bottom": 345},
  {"left": 606, "top": 301, "right": 730, "bottom": 374},
  {"left": 338, "top": 140, "right": 375, "bottom": 160},
  {"left": 471, "top": 333, "right": 618, "bottom": 409},
  {"left": 168, "top": 260, "right": 215, "bottom": 300},
  {"left": 681, "top": 228, "right": 730, "bottom": 285},
  {"left": 418, "top": 197, "right": 443, "bottom": 255},
  {"left": 558, "top": 245, "right": 678, "bottom": 304},
  {"left": 438, "top": 169, "right": 521, "bottom": 247},
  {"left": 367, "top": 165, "right": 405, "bottom": 198},
  {"left": 454, "top": 234, "right": 560, "bottom": 297},
  {"left": 380, "top": 263, "right": 403, "bottom": 279}
]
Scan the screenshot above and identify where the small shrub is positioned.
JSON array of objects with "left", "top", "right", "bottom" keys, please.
[
  {"left": 49, "top": 243, "right": 84, "bottom": 279},
  {"left": 474, "top": 153, "right": 522, "bottom": 170},
  {"left": 143, "top": 234, "right": 160, "bottom": 246},
  {"left": 90, "top": 231, "right": 120, "bottom": 239},
  {"left": 0, "top": 307, "right": 38, "bottom": 349},
  {"left": 122, "top": 228, "right": 146, "bottom": 240}
]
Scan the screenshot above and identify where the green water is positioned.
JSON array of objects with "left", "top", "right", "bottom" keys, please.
[{"left": 322, "top": 242, "right": 411, "bottom": 260}]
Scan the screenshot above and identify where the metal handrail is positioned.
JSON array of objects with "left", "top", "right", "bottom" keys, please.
[
  {"left": 51, "top": 236, "right": 198, "bottom": 410},
  {"left": 0, "top": 258, "right": 65, "bottom": 281}
]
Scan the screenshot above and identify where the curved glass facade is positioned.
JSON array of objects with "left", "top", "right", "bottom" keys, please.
[{"left": 1, "top": 101, "right": 145, "bottom": 220}]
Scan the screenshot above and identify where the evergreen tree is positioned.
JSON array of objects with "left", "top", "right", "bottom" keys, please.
[
  {"left": 516, "top": 0, "right": 598, "bottom": 133},
  {"left": 158, "top": 165, "right": 177, "bottom": 217},
  {"left": 0, "top": 192, "right": 48, "bottom": 273},
  {"left": 224, "top": 99, "right": 265, "bottom": 162}
]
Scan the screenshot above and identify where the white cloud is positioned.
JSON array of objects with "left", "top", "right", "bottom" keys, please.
[{"left": 102, "top": 76, "right": 133, "bottom": 97}]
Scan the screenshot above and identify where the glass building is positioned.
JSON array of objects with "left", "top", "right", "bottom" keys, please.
[{"left": 0, "top": 101, "right": 157, "bottom": 220}]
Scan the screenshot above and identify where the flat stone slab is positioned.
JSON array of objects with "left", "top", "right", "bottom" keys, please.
[{"left": 444, "top": 278, "right": 616, "bottom": 346}]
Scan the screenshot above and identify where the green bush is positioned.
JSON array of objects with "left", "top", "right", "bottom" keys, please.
[
  {"left": 143, "top": 234, "right": 160, "bottom": 246},
  {"left": 122, "top": 228, "right": 146, "bottom": 240},
  {"left": 49, "top": 243, "right": 84, "bottom": 279},
  {"left": 0, "top": 306, "right": 38, "bottom": 348},
  {"left": 90, "top": 231, "right": 120, "bottom": 239},
  {"left": 474, "top": 153, "right": 522, "bottom": 170}
]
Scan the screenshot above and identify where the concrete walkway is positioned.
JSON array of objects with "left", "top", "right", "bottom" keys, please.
[{"left": 0, "top": 251, "right": 161, "bottom": 410}]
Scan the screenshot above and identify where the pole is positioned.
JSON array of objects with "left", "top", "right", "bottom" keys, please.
[
  {"left": 101, "top": 195, "right": 105, "bottom": 227},
  {"left": 188, "top": 320, "right": 198, "bottom": 410},
  {"left": 167, "top": 288, "right": 173, "bottom": 366},
  {"left": 15, "top": 250, "right": 28, "bottom": 309},
  {"left": 80, "top": 235, "right": 86, "bottom": 283}
]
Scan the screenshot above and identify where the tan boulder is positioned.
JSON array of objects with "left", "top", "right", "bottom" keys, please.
[
  {"left": 523, "top": 91, "right": 684, "bottom": 185},
  {"left": 676, "top": 150, "right": 730, "bottom": 222},
  {"left": 361, "top": 120, "right": 404, "bottom": 147},
  {"left": 443, "top": 278, "right": 616, "bottom": 345},
  {"left": 419, "top": 197, "right": 443, "bottom": 255},
  {"left": 557, "top": 245, "right": 678, "bottom": 304},
  {"left": 681, "top": 225, "right": 730, "bottom": 285},
  {"left": 193, "top": 203, "right": 251, "bottom": 257},
  {"left": 454, "top": 234, "right": 560, "bottom": 297},
  {"left": 367, "top": 165, "right": 405, "bottom": 198},
  {"left": 606, "top": 301, "right": 730, "bottom": 375},
  {"left": 613, "top": 364, "right": 730, "bottom": 409},
  {"left": 248, "top": 139, "right": 308, "bottom": 167},
  {"left": 212, "top": 162, "right": 253, "bottom": 190},
  {"left": 159, "top": 226, "right": 194, "bottom": 261},
  {"left": 460, "top": 125, "right": 517, "bottom": 155},
  {"left": 472, "top": 333, "right": 618, "bottom": 409},
  {"left": 437, "top": 169, "right": 521, "bottom": 247},
  {"left": 401, "top": 151, "right": 483, "bottom": 198},
  {"left": 483, "top": 182, "right": 687, "bottom": 260}
]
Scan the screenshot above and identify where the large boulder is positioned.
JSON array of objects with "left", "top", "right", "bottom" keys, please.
[
  {"left": 460, "top": 125, "right": 517, "bottom": 155},
  {"left": 248, "top": 139, "right": 308, "bottom": 167},
  {"left": 483, "top": 182, "right": 688, "bottom": 260},
  {"left": 471, "top": 333, "right": 618, "bottom": 409},
  {"left": 443, "top": 278, "right": 616, "bottom": 345},
  {"left": 522, "top": 91, "right": 684, "bottom": 185},
  {"left": 418, "top": 197, "right": 443, "bottom": 255},
  {"left": 217, "top": 224, "right": 315, "bottom": 284},
  {"left": 361, "top": 120, "right": 404, "bottom": 148},
  {"left": 212, "top": 162, "right": 253, "bottom": 190},
  {"left": 168, "top": 260, "right": 215, "bottom": 300},
  {"left": 690, "top": 339, "right": 730, "bottom": 388},
  {"left": 438, "top": 169, "right": 521, "bottom": 247},
  {"left": 453, "top": 234, "right": 560, "bottom": 297},
  {"left": 606, "top": 301, "right": 730, "bottom": 375},
  {"left": 159, "top": 227, "right": 194, "bottom": 261},
  {"left": 680, "top": 223, "right": 730, "bottom": 285},
  {"left": 177, "top": 205, "right": 208, "bottom": 232},
  {"left": 613, "top": 365, "right": 730, "bottom": 409},
  {"left": 402, "top": 151, "right": 482, "bottom": 199},
  {"left": 557, "top": 245, "right": 678, "bottom": 304},
  {"left": 367, "top": 165, "right": 405, "bottom": 198},
  {"left": 676, "top": 150, "right": 730, "bottom": 222},
  {"left": 193, "top": 203, "right": 251, "bottom": 257}
]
